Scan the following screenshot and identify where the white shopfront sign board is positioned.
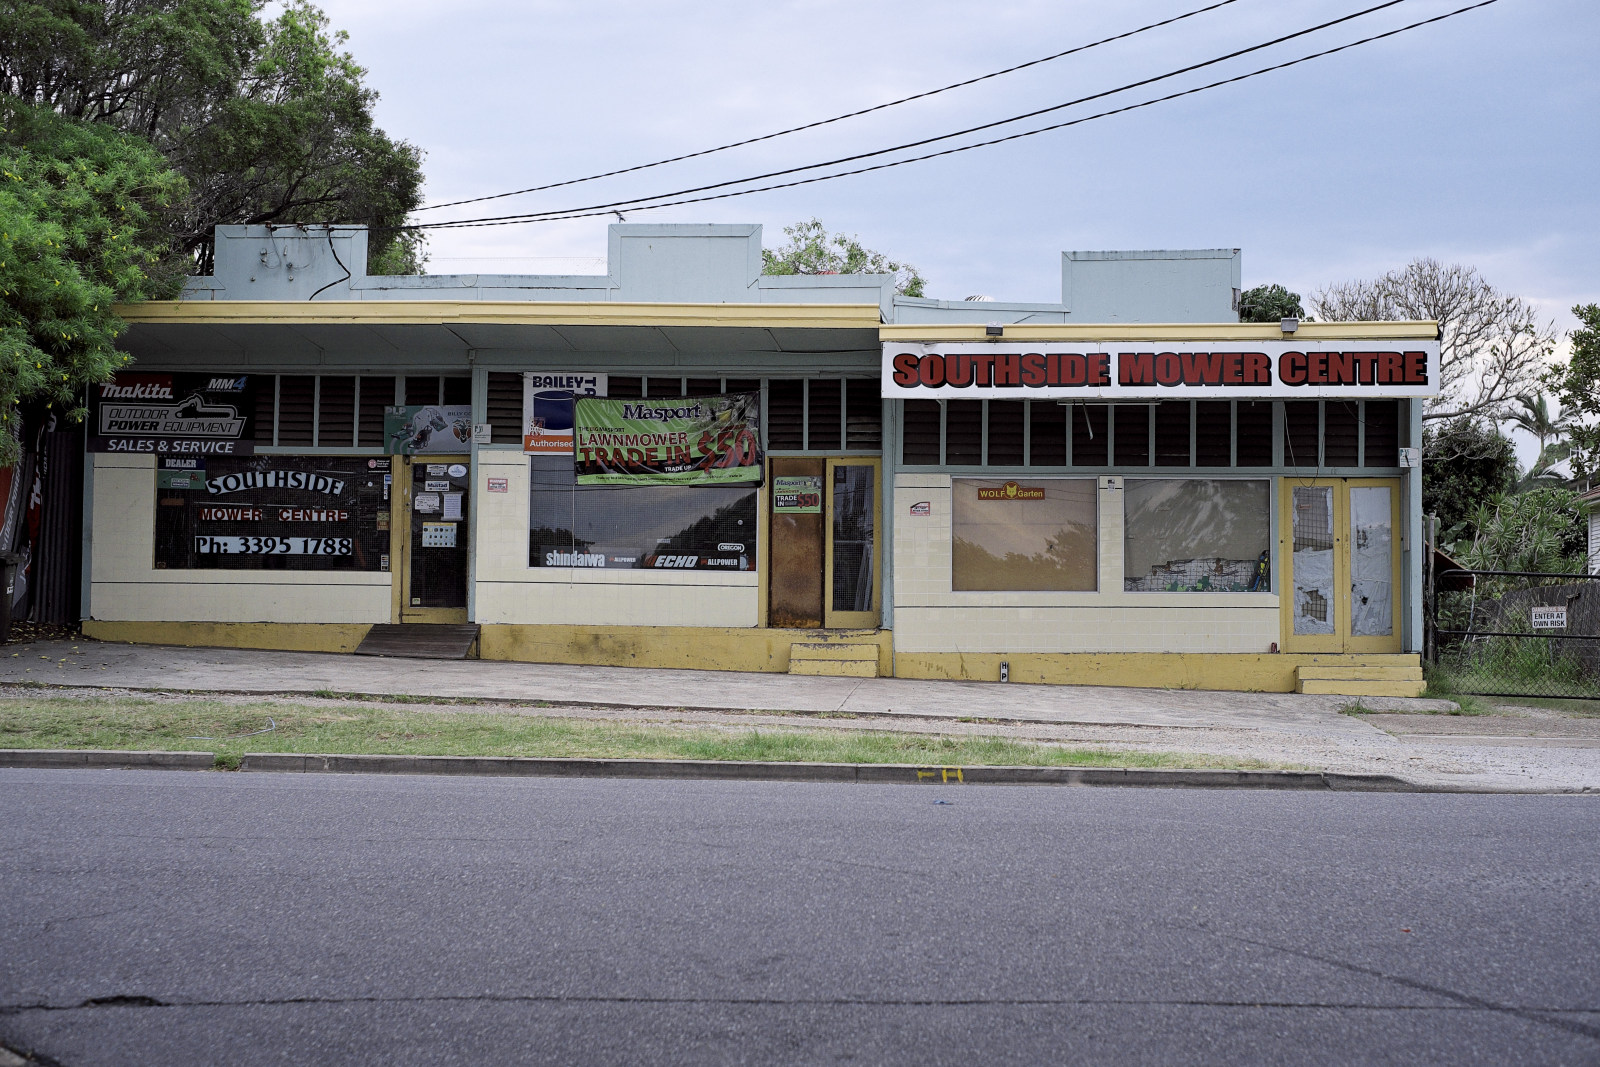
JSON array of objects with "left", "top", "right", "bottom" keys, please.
[{"left": 880, "top": 341, "right": 1440, "bottom": 400}]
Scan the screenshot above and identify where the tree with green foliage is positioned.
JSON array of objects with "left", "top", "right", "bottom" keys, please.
[
  {"left": 1544, "top": 304, "right": 1600, "bottom": 479},
  {"left": 762, "top": 219, "right": 925, "bottom": 297},
  {"left": 1421, "top": 417, "right": 1518, "bottom": 539},
  {"left": 0, "top": 99, "right": 186, "bottom": 462},
  {"left": 1, "top": 0, "right": 425, "bottom": 274},
  {"left": 1506, "top": 392, "right": 1572, "bottom": 488},
  {"left": 1455, "top": 486, "right": 1589, "bottom": 574},
  {"left": 1238, "top": 283, "right": 1303, "bottom": 323}
]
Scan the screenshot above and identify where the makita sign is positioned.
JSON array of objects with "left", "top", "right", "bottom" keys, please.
[{"left": 88, "top": 373, "right": 256, "bottom": 454}]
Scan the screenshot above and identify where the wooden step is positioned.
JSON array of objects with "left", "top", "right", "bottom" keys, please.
[
  {"left": 354, "top": 624, "right": 480, "bottom": 660},
  {"left": 1298, "top": 678, "right": 1427, "bottom": 697},
  {"left": 1297, "top": 666, "right": 1424, "bottom": 682},
  {"left": 789, "top": 641, "right": 879, "bottom": 678}
]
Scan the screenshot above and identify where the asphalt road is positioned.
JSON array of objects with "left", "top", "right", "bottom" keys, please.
[{"left": 2, "top": 771, "right": 1598, "bottom": 1066}]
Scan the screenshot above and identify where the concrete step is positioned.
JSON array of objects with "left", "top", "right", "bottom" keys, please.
[
  {"left": 1297, "top": 678, "right": 1427, "bottom": 697},
  {"left": 788, "top": 642, "right": 879, "bottom": 677},
  {"left": 355, "top": 624, "right": 480, "bottom": 660},
  {"left": 1297, "top": 666, "right": 1424, "bottom": 682}
]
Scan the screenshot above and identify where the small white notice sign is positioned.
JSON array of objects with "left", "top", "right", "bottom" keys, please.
[{"left": 1531, "top": 607, "right": 1568, "bottom": 630}]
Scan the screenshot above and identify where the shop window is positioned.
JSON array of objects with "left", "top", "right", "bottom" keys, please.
[
  {"left": 1070, "top": 404, "right": 1108, "bottom": 466},
  {"left": 1123, "top": 479, "right": 1271, "bottom": 592},
  {"left": 1154, "top": 401, "right": 1190, "bottom": 467},
  {"left": 1195, "top": 401, "right": 1231, "bottom": 467},
  {"left": 768, "top": 380, "right": 805, "bottom": 449},
  {"left": 277, "top": 376, "right": 315, "bottom": 446},
  {"left": 154, "top": 455, "right": 389, "bottom": 572},
  {"left": 486, "top": 372, "right": 523, "bottom": 445},
  {"left": 945, "top": 401, "right": 982, "bottom": 464},
  {"left": 1113, "top": 405, "right": 1149, "bottom": 466},
  {"left": 987, "top": 401, "right": 1025, "bottom": 466},
  {"left": 1284, "top": 401, "right": 1319, "bottom": 467},
  {"left": 1235, "top": 401, "right": 1273, "bottom": 466},
  {"left": 845, "top": 379, "right": 881, "bottom": 449},
  {"left": 901, "top": 400, "right": 941, "bottom": 465},
  {"left": 1028, "top": 402, "right": 1066, "bottom": 466},
  {"left": 808, "top": 379, "right": 842, "bottom": 450},
  {"left": 316, "top": 376, "right": 355, "bottom": 447},
  {"left": 527, "top": 456, "right": 757, "bottom": 571},
  {"left": 358, "top": 377, "right": 394, "bottom": 447},
  {"left": 1324, "top": 402, "right": 1360, "bottom": 466},
  {"left": 952, "top": 478, "right": 1097, "bottom": 591},
  {"left": 1363, "top": 399, "right": 1402, "bottom": 467}
]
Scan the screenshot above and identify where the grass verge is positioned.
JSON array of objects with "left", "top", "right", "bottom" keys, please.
[{"left": 0, "top": 695, "right": 1280, "bottom": 770}]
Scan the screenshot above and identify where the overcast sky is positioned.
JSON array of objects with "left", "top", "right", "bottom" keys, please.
[{"left": 312, "top": 0, "right": 1594, "bottom": 448}]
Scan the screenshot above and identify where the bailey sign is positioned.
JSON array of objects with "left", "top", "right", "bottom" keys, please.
[{"left": 881, "top": 341, "right": 1441, "bottom": 400}]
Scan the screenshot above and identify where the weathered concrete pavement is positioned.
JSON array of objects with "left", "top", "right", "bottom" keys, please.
[{"left": 2, "top": 638, "right": 1598, "bottom": 792}]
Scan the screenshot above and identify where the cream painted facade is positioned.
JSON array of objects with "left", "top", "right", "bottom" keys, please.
[
  {"left": 890, "top": 473, "right": 1281, "bottom": 656},
  {"left": 89, "top": 454, "right": 392, "bottom": 624},
  {"left": 80, "top": 223, "right": 1432, "bottom": 697}
]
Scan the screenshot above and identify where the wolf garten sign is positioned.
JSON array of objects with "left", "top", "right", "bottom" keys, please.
[{"left": 881, "top": 341, "right": 1440, "bottom": 400}]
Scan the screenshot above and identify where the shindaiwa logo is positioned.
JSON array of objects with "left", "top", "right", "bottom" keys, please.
[
  {"left": 100, "top": 380, "right": 173, "bottom": 400},
  {"left": 208, "top": 377, "right": 248, "bottom": 391},
  {"left": 622, "top": 402, "right": 704, "bottom": 421}
]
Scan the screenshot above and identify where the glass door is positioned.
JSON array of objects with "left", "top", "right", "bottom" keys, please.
[
  {"left": 824, "top": 458, "right": 880, "bottom": 628},
  {"left": 395, "top": 455, "right": 470, "bottom": 623},
  {"left": 1279, "top": 478, "right": 1401, "bottom": 653}
]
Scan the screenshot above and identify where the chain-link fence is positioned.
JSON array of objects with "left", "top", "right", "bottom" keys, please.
[{"left": 1429, "top": 569, "right": 1600, "bottom": 699}]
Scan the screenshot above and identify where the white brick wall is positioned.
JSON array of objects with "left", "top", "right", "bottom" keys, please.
[{"left": 892, "top": 473, "right": 1280, "bottom": 654}]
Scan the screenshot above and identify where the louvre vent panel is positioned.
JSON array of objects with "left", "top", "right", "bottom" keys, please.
[
  {"left": 1113, "top": 405, "right": 1149, "bottom": 467},
  {"left": 277, "top": 376, "right": 315, "bottom": 446},
  {"left": 987, "top": 401, "right": 1025, "bottom": 466},
  {"left": 487, "top": 373, "right": 523, "bottom": 445},
  {"left": 1154, "top": 401, "right": 1190, "bottom": 467},
  {"left": 316, "top": 376, "right": 355, "bottom": 447},
  {"left": 944, "top": 401, "right": 982, "bottom": 465},
  {"left": 901, "top": 400, "right": 942, "bottom": 465},
  {"left": 1195, "top": 401, "right": 1232, "bottom": 466},
  {"left": 845, "top": 379, "right": 881, "bottom": 449},
  {"left": 358, "top": 377, "right": 394, "bottom": 448},
  {"left": 1029, "top": 402, "right": 1067, "bottom": 466},
  {"left": 1236, "top": 402, "right": 1273, "bottom": 466},
  {"left": 1070, "top": 404, "right": 1108, "bottom": 466},
  {"left": 767, "top": 380, "right": 805, "bottom": 450}
]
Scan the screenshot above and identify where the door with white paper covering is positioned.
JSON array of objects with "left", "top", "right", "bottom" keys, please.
[{"left": 1280, "top": 478, "right": 1402, "bottom": 654}]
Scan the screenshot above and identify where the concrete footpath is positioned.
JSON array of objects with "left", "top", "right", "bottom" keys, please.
[{"left": 2, "top": 637, "right": 1598, "bottom": 793}]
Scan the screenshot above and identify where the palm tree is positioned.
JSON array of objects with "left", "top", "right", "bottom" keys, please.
[{"left": 1508, "top": 393, "right": 1573, "bottom": 487}]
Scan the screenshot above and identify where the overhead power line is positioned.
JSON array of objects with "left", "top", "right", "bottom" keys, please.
[
  {"left": 416, "top": 0, "right": 1421, "bottom": 230},
  {"left": 413, "top": 0, "right": 1248, "bottom": 213},
  {"left": 417, "top": 0, "right": 1500, "bottom": 231}
]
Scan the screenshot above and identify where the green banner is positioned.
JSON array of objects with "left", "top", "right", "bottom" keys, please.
[{"left": 574, "top": 393, "right": 763, "bottom": 486}]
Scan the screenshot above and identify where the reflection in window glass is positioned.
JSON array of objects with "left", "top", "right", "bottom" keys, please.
[
  {"left": 953, "top": 479, "right": 1096, "bottom": 591},
  {"left": 528, "top": 456, "right": 756, "bottom": 570},
  {"left": 1124, "top": 480, "right": 1270, "bottom": 592},
  {"left": 1350, "top": 486, "right": 1393, "bottom": 635}
]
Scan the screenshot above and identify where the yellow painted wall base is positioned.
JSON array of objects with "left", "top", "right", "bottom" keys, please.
[
  {"left": 892, "top": 651, "right": 1424, "bottom": 694},
  {"left": 83, "top": 620, "right": 373, "bottom": 654},
  {"left": 479, "top": 624, "right": 893, "bottom": 676}
]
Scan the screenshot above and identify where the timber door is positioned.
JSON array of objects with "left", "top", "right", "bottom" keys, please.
[
  {"left": 393, "top": 455, "right": 471, "bottom": 623},
  {"left": 767, "top": 457, "right": 881, "bottom": 629},
  {"left": 768, "top": 457, "right": 825, "bottom": 627},
  {"left": 1280, "top": 478, "right": 1403, "bottom": 653}
]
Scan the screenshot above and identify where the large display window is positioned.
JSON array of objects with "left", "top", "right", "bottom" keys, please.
[
  {"left": 1123, "top": 479, "right": 1271, "bottom": 592},
  {"left": 154, "top": 455, "right": 390, "bottom": 571},
  {"left": 952, "top": 478, "right": 1097, "bottom": 591},
  {"left": 528, "top": 456, "right": 757, "bottom": 571}
]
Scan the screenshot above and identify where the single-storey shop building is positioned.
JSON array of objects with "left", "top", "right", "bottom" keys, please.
[{"left": 88, "top": 223, "right": 1436, "bottom": 696}]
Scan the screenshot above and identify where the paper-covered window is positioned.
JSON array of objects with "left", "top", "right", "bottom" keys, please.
[
  {"left": 1123, "top": 479, "right": 1271, "bottom": 592},
  {"left": 952, "top": 478, "right": 1096, "bottom": 591}
]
